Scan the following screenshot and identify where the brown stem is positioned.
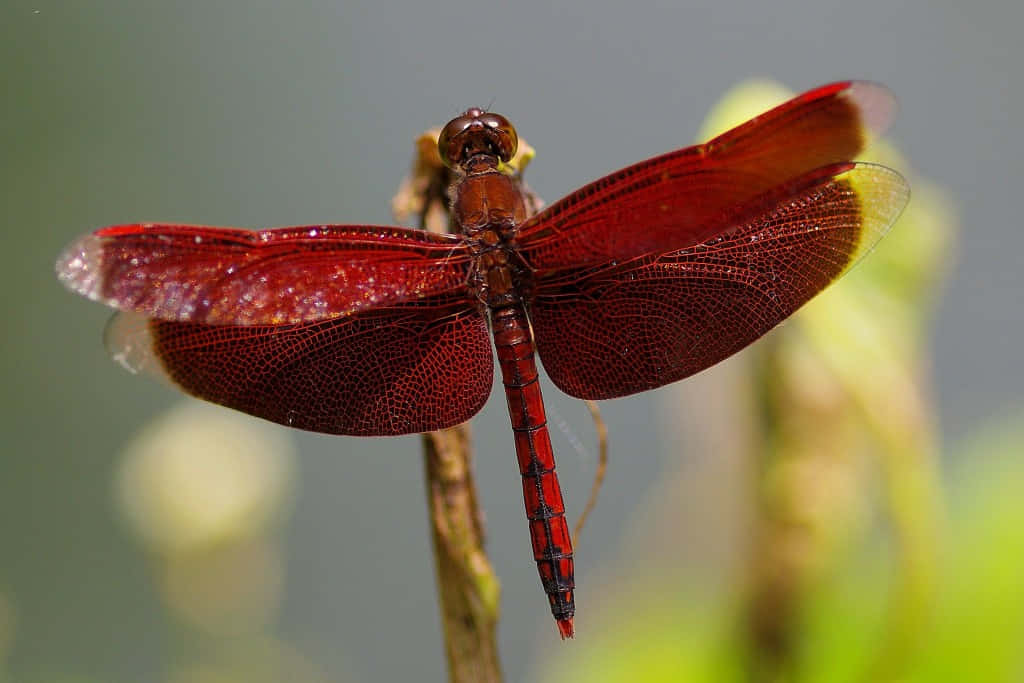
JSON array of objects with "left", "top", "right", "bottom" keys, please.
[
  {"left": 422, "top": 429, "right": 503, "bottom": 683},
  {"left": 393, "top": 130, "right": 505, "bottom": 683},
  {"left": 572, "top": 400, "right": 608, "bottom": 548}
]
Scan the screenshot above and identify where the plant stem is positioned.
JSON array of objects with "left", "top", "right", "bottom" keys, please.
[
  {"left": 393, "top": 130, "right": 505, "bottom": 683},
  {"left": 422, "top": 429, "right": 503, "bottom": 683}
]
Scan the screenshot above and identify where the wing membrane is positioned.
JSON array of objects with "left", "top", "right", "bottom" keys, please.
[
  {"left": 518, "top": 81, "right": 894, "bottom": 270},
  {"left": 57, "top": 223, "right": 471, "bottom": 325},
  {"left": 106, "top": 301, "right": 492, "bottom": 435},
  {"left": 529, "top": 163, "right": 909, "bottom": 399}
]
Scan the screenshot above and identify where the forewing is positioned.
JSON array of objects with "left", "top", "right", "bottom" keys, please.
[
  {"left": 517, "top": 81, "right": 894, "bottom": 270},
  {"left": 57, "top": 223, "right": 471, "bottom": 325},
  {"left": 105, "top": 301, "right": 493, "bottom": 435},
  {"left": 529, "top": 163, "right": 909, "bottom": 400}
]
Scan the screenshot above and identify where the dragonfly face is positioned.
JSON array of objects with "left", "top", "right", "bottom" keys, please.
[{"left": 438, "top": 108, "right": 518, "bottom": 169}]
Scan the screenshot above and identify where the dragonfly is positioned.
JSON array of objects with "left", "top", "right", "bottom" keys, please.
[{"left": 56, "top": 81, "right": 909, "bottom": 639}]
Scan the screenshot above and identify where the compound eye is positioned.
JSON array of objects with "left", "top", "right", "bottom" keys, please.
[
  {"left": 437, "top": 109, "right": 519, "bottom": 168},
  {"left": 437, "top": 114, "right": 475, "bottom": 168},
  {"left": 478, "top": 113, "right": 518, "bottom": 162}
]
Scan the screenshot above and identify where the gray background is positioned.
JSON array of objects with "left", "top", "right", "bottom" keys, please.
[{"left": 2, "top": 1, "right": 1021, "bottom": 681}]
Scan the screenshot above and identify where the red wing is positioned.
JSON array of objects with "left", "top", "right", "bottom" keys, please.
[
  {"left": 529, "top": 163, "right": 908, "bottom": 400},
  {"left": 105, "top": 302, "right": 492, "bottom": 435},
  {"left": 517, "top": 81, "right": 894, "bottom": 270},
  {"left": 56, "top": 223, "right": 472, "bottom": 325}
]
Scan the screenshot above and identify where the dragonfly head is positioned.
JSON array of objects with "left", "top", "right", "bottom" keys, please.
[{"left": 438, "top": 109, "right": 518, "bottom": 169}]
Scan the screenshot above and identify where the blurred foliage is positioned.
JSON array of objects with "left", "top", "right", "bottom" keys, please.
[
  {"left": 115, "top": 402, "right": 296, "bottom": 636},
  {"left": 916, "top": 417, "right": 1024, "bottom": 683},
  {"left": 538, "top": 412, "right": 1024, "bottom": 683},
  {"left": 116, "top": 402, "right": 295, "bottom": 555},
  {"left": 0, "top": 400, "right": 343, "bottom": 683},
  {"left": 108, "top": 403, "right": 332, "bottom": 682}
]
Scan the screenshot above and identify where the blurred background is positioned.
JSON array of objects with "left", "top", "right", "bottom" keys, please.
[{"left": 2, "top": 1, "right": 1022, "bottom": 682}]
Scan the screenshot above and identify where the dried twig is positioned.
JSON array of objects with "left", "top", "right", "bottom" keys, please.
[
  {"left": 394, "top": 131, "right": 504, "bottom": 683},
  {"left": 573, "top": 400, "right": 608, "bottom": 547}
]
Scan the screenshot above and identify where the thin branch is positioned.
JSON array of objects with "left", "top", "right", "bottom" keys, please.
[
  {"left": 393, "top": 131, "right": 503, "bottom": 683},
  {"left": 572, "top": 400, "right": 608, "bottom": 548}
]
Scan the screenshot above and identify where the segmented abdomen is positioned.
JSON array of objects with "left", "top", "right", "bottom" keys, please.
[{"left": 490, "top": 304, "right": 575, "bottom": 638}]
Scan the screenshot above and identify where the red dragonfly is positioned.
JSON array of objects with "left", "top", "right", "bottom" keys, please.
[{"left": 56, "top": 81, "right": 909, "bottom": 639}]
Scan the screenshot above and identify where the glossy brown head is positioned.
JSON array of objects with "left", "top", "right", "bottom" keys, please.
[{"left": 438, "top": 108, "right": 518, "bottom": 169}]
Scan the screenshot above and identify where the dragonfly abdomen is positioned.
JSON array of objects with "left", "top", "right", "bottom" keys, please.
[{"left": 491, "top": 304, "right": 575, "bottom": 638}]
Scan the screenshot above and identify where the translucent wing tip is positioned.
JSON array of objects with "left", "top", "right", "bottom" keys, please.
[
  {"left": 842, "top": 80, "right": 898, "bottom": 141},
  {"left": 104, "top": 311, "right": 161, "bottom": 377},
  {"left": 839, "top": 162, "right": 911, "bottom": 270},
  {"left": 55, "top": 233, "right": 104, "bottom": 300}
]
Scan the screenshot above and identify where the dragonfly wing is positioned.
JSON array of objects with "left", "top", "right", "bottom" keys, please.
[
  {"left": 529, "top": 163, "right": 909, "bottom": 400},
  {"left": 57, "top": 223, "right": 471, "bottom": 325},
  {"left": 105, "top": 301, "right": 492, "bottom": 436},
  {"left": 518, "top": 81, "right": 894, "bottom": 269}
]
